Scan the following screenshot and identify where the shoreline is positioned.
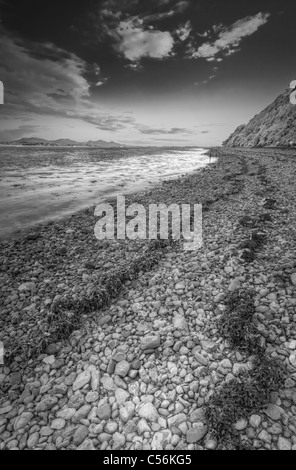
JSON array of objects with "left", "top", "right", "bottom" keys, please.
[
  {"left": 0, "top": 147, "right": 211, "bottom": 242},
  {"left": 1, "top": 147, "right": 296, "bottom": 450}
]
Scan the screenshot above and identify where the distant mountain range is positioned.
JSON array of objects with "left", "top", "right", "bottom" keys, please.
[
  {"left": 1, "top": 137, "right": 126, "bottom": 148},
  {"left": 223, "top": 88, "right": 296, "bottom": 148}
]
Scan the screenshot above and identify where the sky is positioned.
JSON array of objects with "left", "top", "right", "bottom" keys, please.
[{"left": 0, "top": 0, "right": 295, "bottom": 146}]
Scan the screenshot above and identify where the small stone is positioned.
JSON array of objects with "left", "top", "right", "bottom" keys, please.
[
  {"left": 73, "top": 425, "right": 89, "bottom": 446},
  {"left": 115, "top": 388, "right": 130, "bottom": 405},
  {"left": 249, "top": 414, "right": 261, "bottom": 428},
  {"left": 141, "top": 335, "right": 161, "bottom": 351},
  {"left": 190, "top": 408, "right": 206, "bottom": 423},
  {"left": 27, "top": 432, "right": 39, "bottom": 448},
  {"left": 233, "top": 419, "right": 248, "bottom": 431},
  {"left": 73, "top": 370, "right": 91, "bottom": 391},
  {"left": 151, "top": 430, "right": 172, "bottom": 450},
  {"left": 138, "top": 419, "right": 151, "bottom": 434},
  {"left": 45, "top": 343, "right": 59, "bottom": 355},
  {"left": 173, "top": 314, "right": 188, "bottom": 331},
  {"left": 228, "top": 278, "right": 240, "bottom": 292},
  {"left": 264, "top": 404, "right": 283, "bottom": 421},
  {"left": 43, "top": 355, "right": 55, "bottom": 365},
  {"left": 97, "top": 404, "right": 111, "bottom": 420},
  {"left": 77, "top": 439, "right": 96, "bottom": 450},
  {"left": 14, "top": 412, "right": 33, "bottom": 431},
  {"left": 138, "top": 403, "right": 158, "bottom": 422},
  {"left": 194, "top": 352, "right": 209, "bottom": 366},
  {"left": 36, "top": 397, "right": 58, "bottom": 413},
  {"left": 167, "top": 413, "right": 187, "bottom": 429},
  {"left": 290, "top": 273, "right": 296, "bottom": 286},
  {"left": 186, "top": 424, "right": 207, "bottom": 443},
  {"left": 57, "top": 408, "right": 76, "bottom": 420},
  {"left": 51, "top": 418, "right": 65, "bottom": 430},
  {"left": 114, "top": 361, "right": 130, "bottom": 378},
  {"left": 278, "top": 437, "right": 292, "bottom": 450},
  {"left": 101, "top": 375, "right": 116, "bottom": 391},
  {"left": 112, "top": 432, "right": 126, "bottom": 450}
]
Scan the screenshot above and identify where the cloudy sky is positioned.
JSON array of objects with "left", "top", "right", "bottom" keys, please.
[{"left": 0, "top": 0, "right": 295, "bottom": 145}]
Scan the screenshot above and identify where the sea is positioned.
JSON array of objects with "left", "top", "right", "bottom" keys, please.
[{"left": 0, "top": 145, "right": 212, "bottom": 239}]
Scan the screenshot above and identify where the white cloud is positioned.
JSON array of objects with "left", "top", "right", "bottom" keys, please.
[
  {"left": 176, "top": 21, "right": 192, "bottom": 41},
  {"left": 116, "top": 19, "right": 174, "bottom": 61},
  {"left": 193, "top": 12, "right": 270, "bottom": 60},
  {"left": 0, "top": 28, "right": 136, "bottom": 133}
]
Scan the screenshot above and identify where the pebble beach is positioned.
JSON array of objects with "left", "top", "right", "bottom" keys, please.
[{"left": 1, "top": 147, "right": 296, "bottom": 451}]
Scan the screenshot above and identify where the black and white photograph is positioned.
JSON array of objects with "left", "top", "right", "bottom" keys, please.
[{"left": 0, "top": 0, "right": 296, "bottom": 454}]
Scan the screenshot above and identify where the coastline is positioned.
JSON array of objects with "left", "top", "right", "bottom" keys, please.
[
  {"left": 0, "top": 146, "right": 210, "bottom": 241},
  {"left": 1, "top": 146, "right": 296, "bottom": 450}
]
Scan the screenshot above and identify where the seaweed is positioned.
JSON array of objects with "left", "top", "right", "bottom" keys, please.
[
  {"left": 205, "top": 356, "right": 285, "bottom": 449},
  {"left": 219, "top": 290, "right": 263, "bottom": 356}
]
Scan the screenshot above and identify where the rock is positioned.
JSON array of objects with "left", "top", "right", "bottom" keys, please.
[
  {"left": 291, "top": 273, "right": 296, "bottom": 286},
  {"left": 77, "top": 439, "right": 96, "bottom": 450},
  {"left": 233, "top": 419, "right": 248, "bottom": 431},
  {"left": 151, "top": 430, "right": 172, "bottom": 450},
  {"left": 73, "top": 425, "right": 89, "bottom": 446},
  {"left": 51, "top": 418, "right": 65, "bottom": 430},
  {"left": 27, "top": 432, "right": 39, "bottom": 448},
  {"left": 190, "top": 408, "right": 206, "bottom": 423},
  {"left": 72, "top": 405, "right": 91, "bottom": 424},
  {"left": 91, "top": 369, "right": 100, "bottom": 391},
  {"left": 137, "top": 419, "right": 151, "bottom": 434},
  {"left": 101, "top": 375, "right": 116, "bottom": 391},
  {"left": 36, "top": 396, "right": 58, "bottom": 412},
  {"left": 214, "top": 293, "right": 225, "bottom": 303},
  {"left": 167, "top": 413, "right": 187, "bottom": 429},
  {"left": 141, "top": 335, "right": 161, "bottom": 351},
  {"left": 264, "top": 404, "right": 284, "bottom": 421},
  {"left": 115, "top": 388, "right": 130, "bottom": 405},
  {"left": 72, "top": 370, "right": 91, "bottom": 391},
  {"left": 18, "top": 282, "right": 35, "bottom": 292},
  {"left": 113, "top": 352, "right": 126, "bottom": 363},
  {"left": 131, "top": 359, "right": 141, "bottom": 370},
  {"left": 289, "top": 354, "right": 296, "bottom": 368},
  {"left": 43, "top": 355, "right": 55, "bottom": 365},
  {"left": 228, "top": 278, "right": 241, "bottom": 292},
  {"left": 45, "top": 343, "right": 59, "bottom": 355},
  {"left": 97, "top": 404, "right": 111, "bottom": 420},
  {"left": 186, "top": 424, "right": 207, "bottom": 443},
  {"left": 278, "top": 437, "right": 291, "bottom": 450},
  {"left": 173, "top": 314, "right": 188, "bottom": 331},
  {"left": 258, "top": 430, "right": 271, "bottom": 444},
  {"left": 249, "top": 414, "right": 261, "bottom": 428},
  {"left": 114, "top": 361, "right": 130, "bottom": 378},
  {"left": 14, "top": 412, "right": 33, "bottom": 431},
  {"left": 112, "top": 432, "right": 126, "bottom": 450},
  {"left": 0, "top": 405, "right": 13, "bottom": 415},
  {"left": 138, "top": 403, "right": 158, "bottom": 422},
  {"left": 194, "top": 352, "right": 209, "bottom": 366},
  {"left": 175, "top": 282, "right": 185, "bottom": 290},
  {"left": 57, "top": 408, "right": 76, "bottom": 420}
]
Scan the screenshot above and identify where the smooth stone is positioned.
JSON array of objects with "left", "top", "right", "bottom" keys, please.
[
  {"left": 186, "top": 424, "right": 207, "bottom": 443},
  {"left": 140, "top": 336, "right": 161, "bottom": 351},
  {"left": 77, "top": 439, "right": 96, "bottom": 450},
  {"left": 97, "top": 404, "right": 111, "bottom": 420},
  {"left": 72, "top": 370, "right": 91, "bottom": 391},
  {"left": 36, "top": 396, "right": 58, "bottom": 412},
  {"left": 114, "top": 361, "right": 130, "bottom": 378},
  {"left": 138, "top": 403, "right": 158, "bottom": 422}
]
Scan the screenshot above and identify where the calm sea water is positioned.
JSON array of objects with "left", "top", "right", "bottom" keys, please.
[{"left": 0, "top": 145, "right": 211, "bottom": 239}]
